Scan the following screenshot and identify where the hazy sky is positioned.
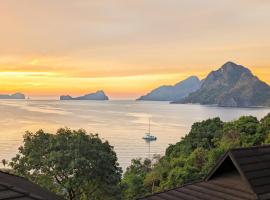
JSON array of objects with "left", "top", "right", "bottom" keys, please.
[{"left": 1, "top": 0, "right": 270, "bottom": 98}]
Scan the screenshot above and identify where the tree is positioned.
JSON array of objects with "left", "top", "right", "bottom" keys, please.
[
  {"left": 122, "top": 113, "right": 270, "bottom": 199},
  {"left": 121, "top": 158, "right": 152, "bottom": 200},
  {"left": 9, "top": 128, "right": 122, "bottom": 200},
  {"left": 182, "top": 117, "right": 224, "bottom": 153},
  {"left": 222, "top": 116, "right": 261, "bottom": 147},
  {"left": 261, "top": 113, "right": 270, "bottom": 144},
  {"left": 1, "top": 159, "right": 8, "bottom": 168}
]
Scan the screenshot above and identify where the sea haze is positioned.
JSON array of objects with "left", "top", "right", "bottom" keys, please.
[{"left": 0, "top": 100, "right": 269, "bottom": 170}]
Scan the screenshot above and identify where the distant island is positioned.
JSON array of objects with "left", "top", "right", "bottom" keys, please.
[
  {"left": 60, "top": 90, "right": 109, "bottom": 100},
  {"left": 0, "top": 93, "right": 25, "bottom": 99},
  {"left": 173, "top": 61, "right": 270, "bottom": 107},
  {"left": 137, "top": 76, "right": 202, "bottom": 101}
]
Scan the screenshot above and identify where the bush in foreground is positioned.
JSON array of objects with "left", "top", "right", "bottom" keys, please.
[{"left": 10, "top": 128, "right": 122, "bottom": 200}]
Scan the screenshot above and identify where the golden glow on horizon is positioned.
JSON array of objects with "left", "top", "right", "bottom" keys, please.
[
  {"left": 0, "top": 1, "right": 270, "bottom": 98},
  {"left": 0, "top": 71, "right": 56, "bottom": 77},
  {"left": 0, "top": 62, "right": 269, "bottom": 99}
]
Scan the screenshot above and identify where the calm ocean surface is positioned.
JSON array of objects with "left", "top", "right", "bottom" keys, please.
[{"left": 0, "top": 100, "right": 270, "bottom": 170}]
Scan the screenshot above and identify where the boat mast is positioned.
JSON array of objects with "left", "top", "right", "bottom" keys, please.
[{"left": 148, "top": 118, "right": 151, "bottom": 135}]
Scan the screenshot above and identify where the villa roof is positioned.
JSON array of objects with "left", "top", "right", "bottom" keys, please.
[
  {"left": 0, "top": 171, "right": 64, "bottom": 200},
  {"left": 139, "top": 145, "right": 270, "bottom": 200}
]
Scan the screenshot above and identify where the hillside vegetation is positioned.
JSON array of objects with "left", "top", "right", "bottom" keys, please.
[
  {"left": 7, "top": 113, "right": 270, "bottom": 200},
  {"left": 122, "top": 113, "right": 270, "bottom": 199}
]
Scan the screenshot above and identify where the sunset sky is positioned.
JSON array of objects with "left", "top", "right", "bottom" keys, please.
[{"left": 1, "top": 0, "right": 270, "bottom": 99}]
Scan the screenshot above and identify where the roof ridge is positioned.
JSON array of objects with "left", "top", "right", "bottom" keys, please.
[
  {"left": 228, "top": 152, "right": 257, "bottom": 196},
  {"left": 0, "top": 170, "right": 64, "bottom": 199},
  {"left": 204, "top": 181, "right": 255, "bottom": 196},
  {"left": 185, "top": 183, "right": 253, "bottom": 200},
  {"left": 139, "top": 145, "right": 270, "bottom": 200},
  {"left": 204, "top": 150, "right": 230, "bottom": 181},
  {"left": 137, "top": 180, "right": 204, "bottom": 199},
  {"left": 229, "top": 145, "right": 270, "bottom": 199},
  {"left": 229, "top": 144, "right": 270, "bottom": 152},
  {"left": 0, "top": 170, "right": 31, "bottom": 181},
  {"left": 205, "top": 150, "right": 258, "bottom": 197},
  {"left": 7, "top": 185, "right": 46, "bottom": 200}
]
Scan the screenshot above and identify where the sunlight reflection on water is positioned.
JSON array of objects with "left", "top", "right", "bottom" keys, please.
[{"left": 0, "top": 100, "right": 269, "bottom": 171}]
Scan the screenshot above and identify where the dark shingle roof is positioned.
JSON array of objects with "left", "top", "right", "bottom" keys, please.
[
  {"left": 139, "top": 145, "right": 270, "bottom": 200},
  {"left": 0, "top": 171, "right": 64, "bottom": 200},
  {"left": 230, "top": 146, "right": 270, "bottom": 200}
]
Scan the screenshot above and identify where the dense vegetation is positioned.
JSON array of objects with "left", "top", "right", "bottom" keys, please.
[
  {"left": 6, "top": 113, "right": 270, "bottom": 200},
  {"left": 121, "top": 113, "right": 270, "bottom": 199},
  {"left": 9, "top": 128, "right": 122, "bottom": 200}
]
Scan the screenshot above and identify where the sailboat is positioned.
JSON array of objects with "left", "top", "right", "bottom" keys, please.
[{"left": 142, "top": 119, "right": 157, "bottom": 141}]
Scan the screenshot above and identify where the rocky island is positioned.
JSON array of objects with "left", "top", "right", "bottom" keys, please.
[
  {"left": 174, "top": 61, "right": 270, "bottom": 107},
  {"left": 0, "top": 93, "right": 25, "bottom": 99},
  {"left": 60, "top": 90, "right": 109, "bottom": 100},
  {"left": 137, "top": 76, "right": 202, "bottom": 101}
]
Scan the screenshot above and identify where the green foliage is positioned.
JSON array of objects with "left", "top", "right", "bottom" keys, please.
[
  {"left": 8, "top": 113, "right": 270, "bottom": 200},
  {"left": 10, "top": 128, "right": 122, "bottom": 200},
  {"left": 262, "top": 113, "right": 270, "bottom": 143},
  {"left": 122, "top": 113, "right": 270, "bottom": 200},
  {"left": 222, "top": 116, "right": 261, "bottom": 147},
  {"left": 182, "top": 117, "right": 224, "bottom": 152},
  {"left": 121, "top": 158, "right": 152, "bottom": 200}
]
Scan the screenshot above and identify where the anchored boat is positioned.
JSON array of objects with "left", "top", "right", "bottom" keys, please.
[{"left": 142, "top": 119, "right": 157, "bottom": 141}]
